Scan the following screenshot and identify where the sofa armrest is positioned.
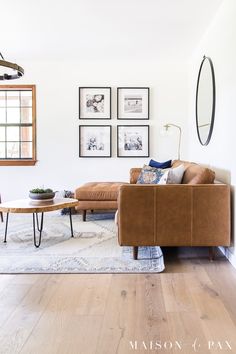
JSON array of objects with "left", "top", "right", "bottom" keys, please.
[
  {"left": 117, "top": 184, "right": 230, "bottom": 247},
  {"left": 130, "top": 168, "right": 142, "bottom": 184}
]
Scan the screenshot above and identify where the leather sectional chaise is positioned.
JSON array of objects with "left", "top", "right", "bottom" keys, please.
[{"left": 117, "top": 160, "right": 231, "bottom": 260}]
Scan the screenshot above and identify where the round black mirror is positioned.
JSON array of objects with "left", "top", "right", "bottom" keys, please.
[{"left": 196, "top": 56, "right": 216, "bottom": 146}]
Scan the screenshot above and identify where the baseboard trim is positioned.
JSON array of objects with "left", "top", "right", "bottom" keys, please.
[{"left": 219, "top": 246, "right": 236, "bottom": 269}]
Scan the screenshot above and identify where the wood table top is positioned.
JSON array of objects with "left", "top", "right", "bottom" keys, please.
[{"left": 0, "top": 198, "right": 79, "bottom": 213}]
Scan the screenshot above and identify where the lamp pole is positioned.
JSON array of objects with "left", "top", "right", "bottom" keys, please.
[{"left": 163, "top": 123, "right": 182, "bottom": 160}]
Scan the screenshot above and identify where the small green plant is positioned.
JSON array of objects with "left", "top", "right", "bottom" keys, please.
[{"left": 30, "top": 188, "right": 53, "bottom": 194}]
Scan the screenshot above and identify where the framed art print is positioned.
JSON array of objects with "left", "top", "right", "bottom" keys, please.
[
  {"left": 117, "top": 125, "right": 149, "bottom": 157},
  {"left": 79, "top": 87, "right": 111, "bottom": 119},
  {"left": 79, "top": 125, "right": 111, "bottom": 157},
  {"left": 117, "top": 87, "right": 149, "bottom": 120}
]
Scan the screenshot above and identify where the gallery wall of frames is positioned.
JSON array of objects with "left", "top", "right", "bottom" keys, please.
[{"left": 78, "top": 87, "right": 150, "bottom": 158}]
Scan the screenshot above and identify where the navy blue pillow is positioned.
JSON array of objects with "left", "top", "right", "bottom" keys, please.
[{"left": 149, "top": 159, "right": 172, "bottom": 169}]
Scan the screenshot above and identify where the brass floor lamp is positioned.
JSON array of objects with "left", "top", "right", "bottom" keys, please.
[{"left": 163, "top": 123, "right": 182, "bottom": 160}]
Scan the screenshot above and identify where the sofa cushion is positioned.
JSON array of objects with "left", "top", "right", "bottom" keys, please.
[
  {"left": 75, "top": 182, "right": 126, "bottom": 201},
  {"left": 149, "top": 159, "right": 172, "bottom": 169},
  {"left": 130, "top": 168, "right": 142, "bottom": 184},
  {"left": 172, "top": 160, "right": 215, "bottom": 184},
  {"left": 185, "top": 166, "right": 215, "bottom": 184},
  {"left": 137, "top": 165, "right": 169, "bottom": 184}
]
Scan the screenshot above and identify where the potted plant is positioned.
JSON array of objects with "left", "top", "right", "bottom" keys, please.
[{"left": 29, "top": 188, "right": 55, "bottom": 201}]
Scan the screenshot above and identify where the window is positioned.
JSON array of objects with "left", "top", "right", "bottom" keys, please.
[{"left": 0, "top": 85, "right": 36, "bottom": 166}]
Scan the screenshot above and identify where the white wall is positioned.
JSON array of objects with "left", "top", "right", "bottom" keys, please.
[
  {"left": 188, "top": 0, "right": 236, "bottom": 261},
  {"left": 0, "top": 59, "right": 189, "bottom": 200}
]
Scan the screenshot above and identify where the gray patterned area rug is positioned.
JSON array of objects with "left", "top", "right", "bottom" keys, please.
[{"left": 0, "top": 213, "right": 165, "bottom": 273}]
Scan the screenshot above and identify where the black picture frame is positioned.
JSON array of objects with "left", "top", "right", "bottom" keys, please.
[
  {"left": 79, "top": 125, "right": 112, "bottom": 158},
  {"left": 79, "top": 87, "right": 111, "bottom": 119},
  {"left": 117, "top": 87, "right": 150, "bottom": 120},
  {"left": 117, "top": 125, "right": 150, "bottom": 157}
]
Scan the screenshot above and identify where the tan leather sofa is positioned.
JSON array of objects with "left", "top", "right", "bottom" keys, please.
[{"left": 117, "top": 160, "right": 231, "bottom": 260}]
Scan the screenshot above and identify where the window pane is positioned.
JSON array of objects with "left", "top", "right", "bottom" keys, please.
[
  {"left": 21, "top": 127, "right": 32, "bottom": 141},
  {"left": 0, "top": 86, "right": 35, "bottom": 165},
  {"left": 6, "top": 127, "right": 19, "bottom": 141},
  {"left": 21, "top": 142, "right": 32, "bottom": 158},
  {"left": 21, "top": 107, "right": 32, "bottom": 123},
  {"left": 21, "top": 91, "right": 32, "bottom": 107},
  {"left": 0, "top": 91, "right": 6, "bottom": 107},
  {"left": 6, "top": 108, "right": 20, "bottom": 123},
  {"left": 0, "top": 108, "right": 6, "bottom": 123},
  {"left": 7, "top": 91, "right": 20, "bottom": 107},
  {"left": 0, "top": 127, "right": 5, "bottom": 141},
  {"left": 7, "top": 142, "right": 19, "bottom": 158},
  {"left": 0, "top": 143, "right": 5, "bottom": 158}
]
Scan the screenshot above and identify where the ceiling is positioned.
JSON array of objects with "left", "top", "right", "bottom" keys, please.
[{"left": 1, "top": 0, "right": 224, "bottom": 62}]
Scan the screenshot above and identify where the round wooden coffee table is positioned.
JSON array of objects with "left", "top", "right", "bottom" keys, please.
[{"left": 0, "top": 198, "right": 79, "bottom": 247}]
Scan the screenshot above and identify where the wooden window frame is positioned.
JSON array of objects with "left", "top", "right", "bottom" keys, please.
[{"left": 0, "top": 84, "right": 37, "bottom": 166}]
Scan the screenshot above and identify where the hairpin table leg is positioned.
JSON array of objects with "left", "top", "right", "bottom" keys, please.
[
  {"left": 69, "top": 208, "right": 74, "bottom": 237},
  {"left": 0, "top": 195, "right": 3, "bottom": 222},
  {"left": 33, "top": 212, "right": 44, "bottom": 248},
  {"left": 3, "top": 212, "right": 9, "bottom": 243}
]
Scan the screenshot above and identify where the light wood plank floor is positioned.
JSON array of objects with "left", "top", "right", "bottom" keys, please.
[{"left": 0, "top": 247, "right": 236, "bottom": 354}]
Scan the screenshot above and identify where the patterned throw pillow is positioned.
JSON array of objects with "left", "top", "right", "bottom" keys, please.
[{"left": 137, "top": 165, "right": 169, "bottom": 184}]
